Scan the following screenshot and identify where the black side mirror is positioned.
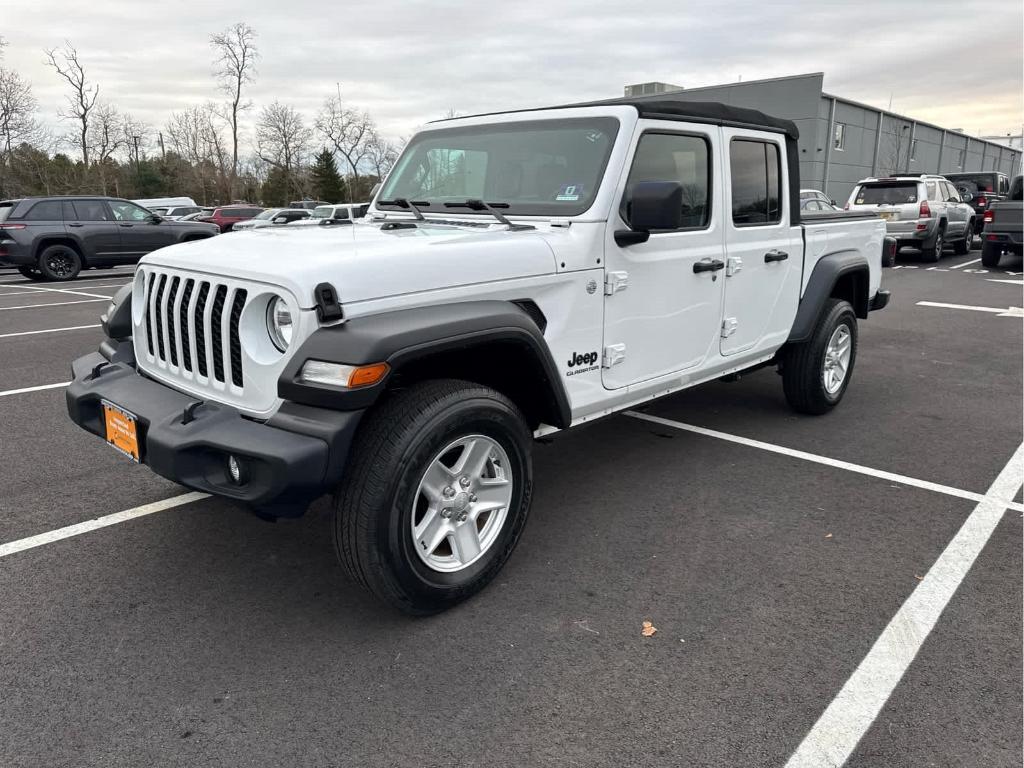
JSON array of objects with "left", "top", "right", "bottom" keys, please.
[
  {"left": 615, "top": 181, "right": 683, "bottom": 246},
  {"left": 148, "top": 214, "right": 162, "bottom": 223},
  {"left": 830, "top": 198, "right": 837, "bottom": 206}
]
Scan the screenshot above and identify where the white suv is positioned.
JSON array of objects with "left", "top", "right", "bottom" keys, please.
[{"left": 846, "top": 174, "right": 974, "bottom": 261}]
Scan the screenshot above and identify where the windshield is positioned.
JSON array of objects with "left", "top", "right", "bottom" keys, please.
[
  {"left": 378, "top": 117, "right": 620, "bottom": 216},
  {"left": 945, "top": 174, "right": 995, "bottom": 192},
  {"left": 311, "top": 206, "right": 334, "bottom": 219},
  {"left": 253, "top": 209, "right": 282, "bottom": 220},
  {"left": 855, "top": 183, "right": 918, "bottom": 205}
]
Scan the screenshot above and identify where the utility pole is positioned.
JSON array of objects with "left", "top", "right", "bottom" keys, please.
[{"left": 132, "top": 135, "right": 141, "bottom": 191}]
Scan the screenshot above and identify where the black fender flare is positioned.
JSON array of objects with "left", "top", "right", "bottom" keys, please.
[
  {"left": 278, "top": 300, "right": 572, "bottom": 428},
  {"left": 787, "top": 251, "right": 869, "bottom": 344}
]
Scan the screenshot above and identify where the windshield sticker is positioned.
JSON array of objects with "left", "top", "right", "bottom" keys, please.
[{"left": 556, "top": 184, "right": 583, "bottom": 202}]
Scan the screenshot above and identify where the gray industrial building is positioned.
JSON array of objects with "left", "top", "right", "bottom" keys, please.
[{"left": 622, "top": 73, "right": 1020, "bottom": 204}]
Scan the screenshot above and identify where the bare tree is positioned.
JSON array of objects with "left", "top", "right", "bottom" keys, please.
[
  {"left": 210, "top": 23, "right": 258, "bottom": 198},
  {"left": 86, "top": 102, "right": 126, "bottom": 193},
  {"left": 44, "top": 42, "right": 99, "bottom": 166},
  {"left": 166, "top": 104, "right": 230, "bottom": 203},
  {"left": 365, "top": 133, "right": 399, "bottom": 181},
  {"left": 315, "top": 96, "right": 375, "bottom": 202},
  {"left": 256, "top": 101, "right": 311, "bottom": 200},
  {"left": 0, "top": 68, "right": 40, "bottom": 158}
]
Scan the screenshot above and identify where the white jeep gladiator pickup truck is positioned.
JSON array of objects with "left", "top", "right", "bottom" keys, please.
[{"left": 68, "top": 99, "right": 891, "bottom": 613}]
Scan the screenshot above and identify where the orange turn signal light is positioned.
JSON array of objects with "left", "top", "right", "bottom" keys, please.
[{"left": 348, "top": 362, "right": 389, "bottom": 388}]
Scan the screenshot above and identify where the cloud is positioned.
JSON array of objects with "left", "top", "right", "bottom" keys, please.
[{"left": 3, "top": 0, "right": 1021, "bottom": 153}]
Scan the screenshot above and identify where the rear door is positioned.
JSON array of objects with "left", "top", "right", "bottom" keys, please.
[
  {"left": 941, "top": 181, "right": 969, "bottom": 235},
  {"left": 719, "top": 130, "right": 802, "bottom": 356},
  {"left": 601, "top": 122, "right": 725, "bottom": 389},
  {"left": 68, "top": 199, "right": 122, "bottom": 263}
]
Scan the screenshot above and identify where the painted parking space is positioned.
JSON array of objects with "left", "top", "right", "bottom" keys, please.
[{"left": 0, "top": 264, "right": 1019, "bottom": 767}]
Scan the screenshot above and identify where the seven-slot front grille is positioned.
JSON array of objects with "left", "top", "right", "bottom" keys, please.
[{"left": 142, "top": 270, "right": 248, "bottom": 389}]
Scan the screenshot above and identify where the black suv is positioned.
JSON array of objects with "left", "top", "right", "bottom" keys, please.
[
  {"left": 943, "top": 172, "right": 1011, "bottom": 234},
  {"left": 0, "top": 196, "right": 220, "bottom": 281}
]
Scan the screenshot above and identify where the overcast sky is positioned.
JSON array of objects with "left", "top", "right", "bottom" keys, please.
[{"left": 3, "top": 0, "right": 1022, "bottom": 155}]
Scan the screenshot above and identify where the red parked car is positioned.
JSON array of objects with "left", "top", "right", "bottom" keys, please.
[{"left": 198, "top": 205, "right": 264, "bottom": 232}]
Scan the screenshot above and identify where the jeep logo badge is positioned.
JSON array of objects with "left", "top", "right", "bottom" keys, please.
[{"left": 567, "top": 351, "right": 598, "bottom": 367}]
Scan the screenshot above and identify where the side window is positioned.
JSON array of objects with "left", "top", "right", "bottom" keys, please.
[
  {"left": 833, "top": 123, "right": 846, "bottom": 151},
  {"left": 925, "top": 182, "right": 939, "bottom": 201},
  {"left": 72, "top": 200, "right": 111, "bottom": 221},
  {"left": 999, "top": 176, "right": 1009, "bottom": 195},
  {"left": 945, "top": 182, "right": 959, "bottom": 202},
  {"left": 621, "top": 132, "right": 710, "bottom": 229},
  {"left": 109, "top": 201, "right": 152, "bottom": 221},
  {"left": 730, "top": 139, "right": 782, "bottom": 226},
  {"left": 23, "top": 200, "right": 65, "bottom": 221},
  {"left": 333, "top": 208, "right": 350, "bottom": 220}
]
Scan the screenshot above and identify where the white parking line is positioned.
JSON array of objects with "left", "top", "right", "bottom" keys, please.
[
  {"left": 0, "top": 283, "right": 116, "bottom": 300},
  {"left": 783, "top": 442, "right": 1024, "bottom": 768},
  {"left": 625, "top": 412, "right": 1024, "bottom": 512},
  {"left": 949, "top": 258, "right": 981, "bottom": 269},
  {"left": 0, "top": 298, "right": 107, "bottom": 311},
  {"left": 917, "top": 300, "right": 1023, "bottom": 317},
  {"left": 0, "top": 282, "right": 129, "bottom": 296},
  {"left": 0, "top": 324, "right": 101, "bottom": 339},
  {"left": 0, "top": 381, "right": 69, "bottom": 397},
  {"left": 0, "top": 492, "right": 209, "bottom": 559}
]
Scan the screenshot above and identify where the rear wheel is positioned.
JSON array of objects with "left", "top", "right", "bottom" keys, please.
[
  {"left": 334, "top": 379, "right": 533, "bottom": 614},
  {"left": 921, "top": 226, "right": 944, "bottom": 262},
  {"left": 17, "top": 266, "right": 46, "bottom": 281},
  {"left": 781, "top": 298, "right": 858, "bottom": 415},
  {"left": 37, "top": 244, "right": 82, "bottom": 281},
  {"left": 981, "top": 241, "right": 1002, "bottom": 268}
]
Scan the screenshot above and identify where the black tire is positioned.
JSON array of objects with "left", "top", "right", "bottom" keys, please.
[
  {"left": 981, "top": 241, "right": 1002, "bottom": 268},
  {"left": 921, "top": 226, "right": 944, "bottom": 262},
  {"left": 781, "top": 298, "right": 858, "bottom": 415},
  {"left": 37, "top": 244, "right": 82, "bottom": 281},
  {"left": 334, "top": 379, "right": 533, "bottom": 615},
  {"left": 953, "top": 224, "right": 972, "bottom": 255},
  {"left": 17, "top": 266, "right": 46, "bottom": 281}
]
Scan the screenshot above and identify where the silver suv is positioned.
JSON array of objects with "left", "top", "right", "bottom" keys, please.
[{"left": 846, "top": 174, "right": 974, "bottom": 262}]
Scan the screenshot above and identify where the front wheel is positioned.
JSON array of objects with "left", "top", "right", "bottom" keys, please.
[
  {"left": 334, "top": 379, "right": 533, "bottom": 614},
  {"left": 781, "top": 298, "right": 858, "bottom": 415},
  {"left": 953, "top": 224, "right": 972, "bottom": 255}
]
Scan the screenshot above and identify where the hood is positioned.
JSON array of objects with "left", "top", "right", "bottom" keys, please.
[{"left": 141, "top": 221, "right": 558, "bottom": 307}]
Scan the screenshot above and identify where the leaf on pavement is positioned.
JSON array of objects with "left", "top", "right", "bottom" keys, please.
[{"left": 641, "top": 621, "right": 657, "bottom": 637}]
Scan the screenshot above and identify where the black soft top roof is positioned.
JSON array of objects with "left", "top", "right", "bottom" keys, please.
[{"left": 436, "top": 98, "right": 799, "bottom": 141}]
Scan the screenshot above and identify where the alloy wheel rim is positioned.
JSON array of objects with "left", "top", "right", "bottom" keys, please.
[
  {"left": 411, "top": 435, "right": 513, "bottom": 573},
  {"left": 47, "top": 249, "right": 75, "bottom": 278},
  {"left": 822, "top": 324, "right": 852, "bottom": 395}
]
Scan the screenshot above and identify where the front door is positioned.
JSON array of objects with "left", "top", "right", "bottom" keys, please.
[
  {"left": 109, "top": 200, "right": 177, "bottom": 257},
  {"left": 602, "top": 123, "right": 725, "bottom": 390},
  {"left": 67, "top": 199, "right": 122, "bottom": 263},
  {"left": 720, "top": 130, "right": 802, "bottom": 356}
]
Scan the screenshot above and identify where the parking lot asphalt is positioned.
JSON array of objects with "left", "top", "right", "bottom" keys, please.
[{"left": 0, "top": 254, "right": 1021, "bottom": 768}]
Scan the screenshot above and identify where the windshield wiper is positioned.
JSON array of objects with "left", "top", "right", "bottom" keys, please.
[
  {"left": 376, "top": 198, "right": 427, "bottom": 221},
  {"left": 443, "top": 200, "right": 534, "bottom": 231}
]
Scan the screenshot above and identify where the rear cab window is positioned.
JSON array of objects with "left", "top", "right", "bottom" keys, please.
[
  {"left": 854, "top": 183, "right": 918, "bottom": 205},
  {"left": 730, "top": 138, "right": 781, "bottom": 225}
]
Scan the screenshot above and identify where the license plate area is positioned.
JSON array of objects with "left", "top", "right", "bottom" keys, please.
[
  {"left": 101, "top": 400, "right": 141, "bottom": 462},
  {"left": 877, "top": 211, "right": 897, "bottom": 221}
]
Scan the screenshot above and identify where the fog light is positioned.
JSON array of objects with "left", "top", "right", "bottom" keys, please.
[{"left": 227, "top": 454, "right": 248, "bottom": 485}]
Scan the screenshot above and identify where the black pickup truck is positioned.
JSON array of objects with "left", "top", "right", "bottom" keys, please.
[
  {"left": 981, "top": 175, "right": 1023, "bottom": 267},
  {"left": 0, "top": 196, "right": 219, "bottom": 281},
  {"left": 944, "top": 172, "right": 1011, "bottom": 234}
]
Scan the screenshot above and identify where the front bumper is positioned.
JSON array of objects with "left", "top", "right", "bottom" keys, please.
[
  {"left": 869, "top": 290, "right": 891, "bottom": 312},
  {"left": 66, "top": 346, "right": 363, "bottom": 516}
]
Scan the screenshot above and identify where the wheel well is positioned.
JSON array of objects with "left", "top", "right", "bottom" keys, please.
[
  {"left": 35, "top": 237, "right": 85, "bottom": 265},
  {"left": 830, "top": 269, "right": 869, "bottom": 319},
  {"left": 181, "top": 234, "right": 213, "bottom": 242},
  {"left": 386, "top": 340, "right": 566, "bottom": 430}
]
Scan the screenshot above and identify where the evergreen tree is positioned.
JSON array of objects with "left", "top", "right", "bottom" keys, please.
[{"left": 310, "top": 148, "right": 344, "bottom": 203}]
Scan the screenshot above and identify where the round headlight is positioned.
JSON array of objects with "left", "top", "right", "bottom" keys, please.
[{"left": 267, "top": 296, "right": 293, "bottom": 352}]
